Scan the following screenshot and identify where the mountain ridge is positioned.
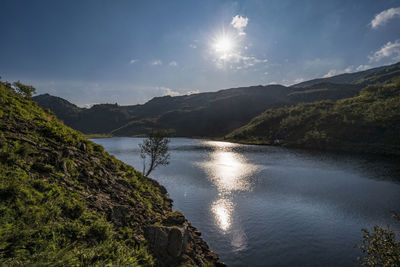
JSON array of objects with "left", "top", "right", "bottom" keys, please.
[{"left": 33, "top": 62, "right": 400, "bottom": 138}]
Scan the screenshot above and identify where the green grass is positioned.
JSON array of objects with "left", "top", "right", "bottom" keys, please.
[{"left": 0, "top": 80, "right": 173, "bottom": 265}]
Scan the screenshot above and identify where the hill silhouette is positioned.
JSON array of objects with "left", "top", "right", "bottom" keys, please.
[{"left": 33, "top": 62, "right": 399, "bottom": 138}]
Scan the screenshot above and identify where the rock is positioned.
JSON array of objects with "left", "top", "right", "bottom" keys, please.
[
  {"left": 167, "top": 227, "right": 188, "bottom": 257},
  {"left": 145, "top": 224, "right": 189, "bottom": 265},
  {"left": 193, "top": 229, "right": 201, "bottom": 236},
  {"left": 163, "top": 211, "right": 185, "bottom": 226},
  {"left": 145, "top": 225, "right": 169, "bottom": 253}
]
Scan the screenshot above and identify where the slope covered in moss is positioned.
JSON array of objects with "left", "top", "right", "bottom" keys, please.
[
  {"left": 0, "top": 80, "right": 222, "bottom": 266},
  {"left": 227, "top": 77, "right": 400, "bottom": 156}
]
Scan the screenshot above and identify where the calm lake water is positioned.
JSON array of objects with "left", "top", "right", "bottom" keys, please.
[{"left": 93, "top": 138, "right": 400, "bottom": 267}]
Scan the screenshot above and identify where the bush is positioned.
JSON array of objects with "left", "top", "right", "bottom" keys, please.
[{"left": 358, "top": 213, "right": 400, "bottom": 266}]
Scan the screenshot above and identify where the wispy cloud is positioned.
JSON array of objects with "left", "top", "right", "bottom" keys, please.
[
  {"left": 323, "top": 70, "right": 337, "bottom": 78},
  {"left": 323, "top": 65, "right": 353, "bottom": 78},
  {"left": 370, "top": 7, "right": 400, "bottom": 29},
  {"left": 186, "top": 90, "right": 199, "bottom": 95},
  {"left": 294, "top": 78, "right": 304, "bottom": 83},
  {"left": 356, "top": 64, "right": 371, "bottom": 71},
  {"left": 169, "top": 61, "right": 178, "bottom": 66},
  {"left": 189, "top": 44, "right": 197, "bottom": 49},
  {"left": 369, "top": 40, "right": 400, "bottom": 62},
  {"left": 158, "top": 87, "right": 180, "bottom": 97},
  {"left": 215, "top": 51, "right": 267, "bottom": 69},
  {"left": 129, "top": 59, "right": 137, "bottom": 64},
  {"left": 231, "top": 15, "right": 248, "bottom": 36},
  {"left": 151, "top": 60, "right": 163, "bottom": 66}
]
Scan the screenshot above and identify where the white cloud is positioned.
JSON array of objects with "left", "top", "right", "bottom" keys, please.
[
  {"left": 344, "top": 66, "right": 353, "bottom": 73},
  {"left": 370, "top": 7, "right": 400, "bottom": 29},
  {"left": 186, "top": 90, "right": 199, "bottom": 95},
  {"left": 264, "top": 72, "right": 269, "bottom": 75},
  {"left": 169, "top": 61, "right": 178, "bottom": 66},
  {"left": 231, "top": 15, "right": 248, "bottom": 36},
  {"left": 356, "top": 64, "right": 371, "bottom": 71},
  {"left": 323, "top": 65, "right": 353, "bottom": 78},
  {"left": 369, "top": 40, "right": 400, "bottom": 62},
  {"left": 158, "top": 87, "right": 181, "bottom": 97},
  {"left": 129, "top": 59, "right": 137, "bottom": 64},
  {"left": 78, "top": 103, "right": 100, "bottom": 108},
  {"left": 215, "top": 51, "right": 267, "bottom": 69},
  {"left": 323, "top": 70, "right": 337, "bottom": 78},
  {"left": 294, "top": 78, "right": 305, "bottom": 83},
  {"left": 151, "top": 60, "right": 162, "bottom": 66},
  {"left": 189, "top": 44, "right": 197, "bottom": 49}
]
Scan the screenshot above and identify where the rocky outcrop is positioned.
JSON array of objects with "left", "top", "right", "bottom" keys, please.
[
  {"left": 146, "top": 225, "right": 188, "bottom": 263},
  {"left": 145, "top": 212, "right": 225, "bottom": 266}
]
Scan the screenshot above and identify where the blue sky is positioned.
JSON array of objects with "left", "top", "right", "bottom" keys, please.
[{"left": 1, "top": 0, "right": 400, "bottom": 105}]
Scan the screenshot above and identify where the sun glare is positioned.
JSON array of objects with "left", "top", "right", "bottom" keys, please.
[{"left": 214, "top": 36, "right": 234, "bottom": 54}]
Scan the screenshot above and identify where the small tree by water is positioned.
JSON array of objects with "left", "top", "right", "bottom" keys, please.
[{"left": 139, "top": 130, "right": 170, "bottom": 176}]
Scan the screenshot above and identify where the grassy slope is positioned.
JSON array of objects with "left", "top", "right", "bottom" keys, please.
[
  {"left": 227, "top": 78, "right": 400, "bottom": 156},
  {"left": 0, "top": 81, "right": 197, "bottom": 265}
]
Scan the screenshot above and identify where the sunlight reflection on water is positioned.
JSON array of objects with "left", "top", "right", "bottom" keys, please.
[
  {"left": 211, "top": 198, "right": 233, "bottom": 231},
  {"left": 198, "top": 140, "right": 258, "bottom": 251}
]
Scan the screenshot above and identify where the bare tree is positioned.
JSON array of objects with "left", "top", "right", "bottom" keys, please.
[{"left": 139, "top": 130, "right": 170, "bottom": 176}]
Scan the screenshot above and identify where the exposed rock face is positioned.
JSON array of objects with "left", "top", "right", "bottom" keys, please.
[
  {"left": 145, "top": 212, "right": 225, "bottom": 266},
  {"left": 146, "top": 225, "right": 188, "bottom": 262}
]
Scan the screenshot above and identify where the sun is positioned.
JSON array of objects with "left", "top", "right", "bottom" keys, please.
[
  {"left": 210, "top": 30, "right": 238, "bottom": 64},
  {"left": 214, "top": 36, "right": 234, "bottom": 54}
]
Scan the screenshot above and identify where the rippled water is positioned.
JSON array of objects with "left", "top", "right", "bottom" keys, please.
[{"left": 93, "top": 137, "right": 400, "bottom": 267}]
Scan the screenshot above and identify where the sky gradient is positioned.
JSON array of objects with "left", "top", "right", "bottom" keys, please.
[{"left": 1, "top": 0, "right": 400, "bottom": 106}]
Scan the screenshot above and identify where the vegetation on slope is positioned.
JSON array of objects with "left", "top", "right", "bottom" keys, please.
[
  {"left": 227, "top": 77, "right": 400, "bottom": 156},
  {"left": 0, "top": 80, "right": 221, "bottom": 266},
  {"left": 33, "top": 83, "right": 364, "bottom": 137}
]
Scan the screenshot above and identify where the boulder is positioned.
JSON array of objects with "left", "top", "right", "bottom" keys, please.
[{"left": 145, "top": 224, "right": 189, "bottom": 265}]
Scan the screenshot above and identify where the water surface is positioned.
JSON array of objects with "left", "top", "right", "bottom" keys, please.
[{"left": 93, "top": 138, "right": 400, "bottom": 267}]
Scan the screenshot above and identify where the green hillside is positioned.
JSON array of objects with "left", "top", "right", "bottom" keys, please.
[
  {"left": 33, "top": 83, "right": 362, "bottom": 137},
  {"left": 227, "top": 77, "right": 400, "bottom": 156},
  {"left": 292, "top": 62, "right": 400, "bottom": 87},
  {"left": 0, "top": 80, "right": 222, "bottom": 266}
]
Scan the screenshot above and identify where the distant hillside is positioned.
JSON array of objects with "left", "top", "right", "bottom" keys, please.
[
  {"left": 33, "top": 62, "right": 400, "bottom": 137},
  {"left": 0, "top": 81, "right": 223, "bottom": 266},
  {"left": 227, "top": 77, "right": 400, "bottom": 156},
  {"left": 293, "top": 62, "right": 400, "bottom": 88},
  {"left": 33, "top": 94, "right": 133, "bottom": 133},
  {"left": 33, "top": 83, "right": 362, "bottom": 137}
]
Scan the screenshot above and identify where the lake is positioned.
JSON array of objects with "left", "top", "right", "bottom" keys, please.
[{"left": 93, "top": 137, "right": 400, "bottom": 267}]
